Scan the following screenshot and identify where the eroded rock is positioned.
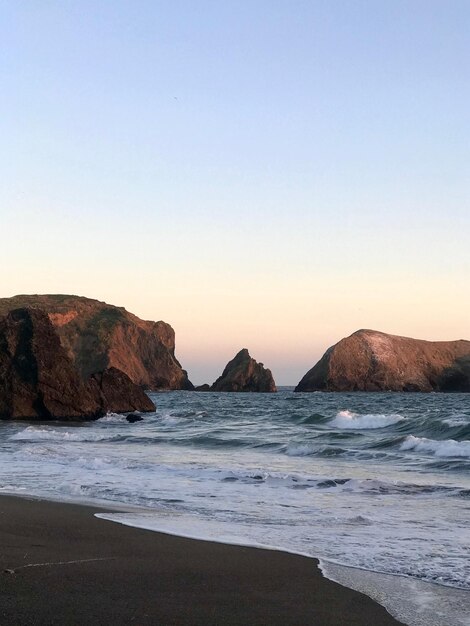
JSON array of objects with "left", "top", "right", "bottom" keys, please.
[
  {"left": 89, "top": 367, "right": 155, "bottom": 414},
  {"left": 0, "top": 308, "right": 155, "bottom": 420},
  {"left": 0, "top": 295, "right": 193, "bottom": 390},
  {"left": 211, "top": 349, "right": 277, "bottom": 392},
  {"left": 295, "top": 329, "right": 470, "bottom": 392}
]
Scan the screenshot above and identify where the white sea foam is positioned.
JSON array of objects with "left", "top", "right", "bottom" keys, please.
[
  {"left": 98, "top": 412, "right": 127, "bottom": 423},
  {"left": 159, "top": 412, "right": 188, "bottom": 426},
  {"left": 331, "top": 410, "right": 404, "bottom": 429},
  {"left": 158, "top": 410, "right": 207, "bottom": 425},
  {"left": 320, "top": 560, "right": 470, "bottom": 626},
  {"left": 2, "top": 390, "right": 470, "bottom": 626},
  {"left": 10, "top": 426, "right": 117, "bottom": 442},
  {"left": 442, "top": 415, "right": 470, "bottom": 427},
  {"left": 400, "top": 435, "right": 470, "bottom": 458}
]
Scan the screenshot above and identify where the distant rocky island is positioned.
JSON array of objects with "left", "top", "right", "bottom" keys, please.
[
  {"left": 295, "top": 329, "right": 470, "bottom": 392},
  {"left": 0, "top": 294, "right": 193, "bottom": 391},
  {"left": 196, "top": 349, "right": 277, "bottom": 392},
  {"left": 0, "top": 308, "right": 155, "bottom": 420},
  {"left": 1, "top": 295, "right": 469, "bottom": 413}
]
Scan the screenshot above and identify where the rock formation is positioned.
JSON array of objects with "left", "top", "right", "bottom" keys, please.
[
  {"left": 126, "top": 412, "right": 144, "bottom": 423},
  {"left": 210, "top": 349, "right": 277, "bottom": 392},
  {"left": 0, "top": 295, "right": 193, "bottom": 390},
  {"left": 295, "top": 329, "right": 470, "bottom": 392},
  {"left": 89, "top": 367, "right": 155, "bottom": 414},
  {"left": 0, "top": 308, "right": 156, "bottom": 420},
  {"left": 194, "top": 384, "right": 211, "bottom": 392}
]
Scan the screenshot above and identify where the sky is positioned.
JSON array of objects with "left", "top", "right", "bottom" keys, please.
[{"left": 1, "top": 1, "right": 469, "bottom": 385}]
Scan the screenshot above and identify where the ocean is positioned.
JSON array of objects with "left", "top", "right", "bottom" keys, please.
[{"left": 1, "top": 389, "right": 469, "bottom": 625}]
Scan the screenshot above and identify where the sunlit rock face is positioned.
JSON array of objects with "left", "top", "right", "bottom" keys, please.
[
  {"left": 0, "top": 295, "right": 193, "bottom": 391},
  {"left": 295, "top": 329, "right": 470, "bottom": 392}
]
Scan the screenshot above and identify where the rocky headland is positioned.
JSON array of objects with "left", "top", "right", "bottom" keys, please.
[
  {"left": 209, "top": 349, "right": 277, "bottom": 392},
  {"left": 0, "top": 295, "right": 192, "bottom": 390},
  {"left": 295, "top": 329, "right": 470, "bottom": 392},
  {"left": 0, "top": 308, "right": 155, "bottom": 420}
]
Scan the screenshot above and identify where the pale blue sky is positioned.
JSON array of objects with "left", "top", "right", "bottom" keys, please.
[{"left": 1, "top": 1, "right": 469, "bottom": 384}]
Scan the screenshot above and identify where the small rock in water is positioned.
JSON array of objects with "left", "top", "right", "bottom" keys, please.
[
  {"left": 195, "top": 384, "right": 211, "bottom": 392},
  {"left": 126, "top": 413, "right": 143, "bottom": 423}
]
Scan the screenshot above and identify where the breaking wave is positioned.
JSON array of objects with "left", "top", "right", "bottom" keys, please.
[
  {"left": 400, "top": 435, "right": 470, "bottom": 458},
  {"left": 9, "top": 426, "right": 123, "bottom": 443},
  {"left": 330, "top": 410, "right": 405, "bottom": 429}
]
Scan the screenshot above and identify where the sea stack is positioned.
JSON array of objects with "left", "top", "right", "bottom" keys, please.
[
  {"left": 0, "top": 295, "right": 193, "bottom": 390},
  {"left": 210, "top": 349, "right": 277, "bottom": 392},
  {"left": 295, "top": 329, "right": 470, "bottom": 392},
  {"left": 0, "top": 308, "right": 155, "bottom": 420}
]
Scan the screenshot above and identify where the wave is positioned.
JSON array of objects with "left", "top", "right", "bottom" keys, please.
[
  {"left": 330, "top": 410, "right": 404, "bottom": 429},
  {"left": 9, "top": 426, "right": 125, "bottom": 443},
  {"left": 285, "top": 442, "right": 346, "bottom": 457},
  {"left": 400, "top": 435, "right": 470, "bottom": 458},
  {"left": 299, "top": 413, "right": 329, "bottom": 424},
  {"left": 442, "top": 414, "right": 470, "bottom": 427},
  {"left": 17, "top": 444, "right": 152, "bottom": 471},
  {"left": 98, "top": 412, "right": 129, "bottom": 423}
]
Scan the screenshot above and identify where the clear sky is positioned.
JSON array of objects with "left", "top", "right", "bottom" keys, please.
[{"left": 1, "top": 1, "right": 469, "bottom": 384}]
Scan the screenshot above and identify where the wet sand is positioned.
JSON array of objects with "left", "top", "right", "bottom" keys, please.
[{"left": 0, "top": 495, "right": 403, "bottom": 625}]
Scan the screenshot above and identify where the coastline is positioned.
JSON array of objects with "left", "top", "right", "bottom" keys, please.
[{"left": 0, "top": 494, "right": 403, "bottom": 625}]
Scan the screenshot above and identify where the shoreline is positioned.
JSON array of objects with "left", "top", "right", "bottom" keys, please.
[{"left": 0, "top": 494, "right": 403, "bottom": 625}]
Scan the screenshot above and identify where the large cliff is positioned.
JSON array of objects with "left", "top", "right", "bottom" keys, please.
[
  {"left": 0, "top": 308, "right": 155, "bottom": 420},
  {"left": 0, "top": 295, "right": 193, "bottom": 390},
  {"left": 210, "top": 349, "right": 277, "bottom": 392},
  {"left": 295, "top": 329, "right": 470, "bottom": 392}
]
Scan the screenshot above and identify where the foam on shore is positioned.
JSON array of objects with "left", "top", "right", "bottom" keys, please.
[{"left": 319, "top": 560, "right": 470, "bottom": 626}]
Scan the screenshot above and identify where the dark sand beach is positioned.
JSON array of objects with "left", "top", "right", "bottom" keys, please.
[{"left": 0, "top": 495, "right": 402, "bottom": 625}]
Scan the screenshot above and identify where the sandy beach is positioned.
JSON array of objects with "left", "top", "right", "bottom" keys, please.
[{"left": 0, "top": 495, "right": 403, "bottom": 625}]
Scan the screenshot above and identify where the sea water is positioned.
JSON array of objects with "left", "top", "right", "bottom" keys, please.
[{"left": 1, "top": 390, "right": 469, "bottom": 625}]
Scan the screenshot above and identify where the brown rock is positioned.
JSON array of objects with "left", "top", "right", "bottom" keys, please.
[
  {"left": 194, "top": 384, "right": 211, "bottom": 392},
  {"left": 89, "top": 367, "right": 155, "bottom": 414},
  {"left": 211, "top": 349, "right": 277, "bottom": 392},
  {"left": 0, "top": 295, "right": 193, "bottom": 390},
  {"left": 0, "top": 308, "right": 156, "bottom": 420},
  {"left": 295, "top": 329, "right": 470, "bottom": 392},
  {"left": 0, "top": 308, "right": 101, "bottom": 420}
]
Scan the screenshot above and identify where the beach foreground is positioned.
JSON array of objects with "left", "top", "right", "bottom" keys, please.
[{"left": 0, "top": 495, "right": 402, "bottom": 625}]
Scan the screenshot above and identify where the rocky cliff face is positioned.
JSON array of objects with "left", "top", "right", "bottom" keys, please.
[
  {"left": 0, "top": 308, "right": 156, "bottom": 420},
  {"left": 89, "top": 367, "right": 155, "bottom": 414},
  {"left": 210, "top": 349, "right": 277, "bottom": 392},
  {"left": 0, "top": 295, "right": 192, "bottom": 390},
  {"left": 295, "top": 329, "right": 470, "bottom": 392}
]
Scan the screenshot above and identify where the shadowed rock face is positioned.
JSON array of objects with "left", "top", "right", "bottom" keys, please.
[
  {"left": 210, "top": 349, "right": 277, "bottom": 392},
  {"left": 295, "top": 330, "right": 470, "bottom": 392},
  {"left": 0, "top": 308, "right": 155, "bottom": 420},
  {"left": 89, "top": 367, "right": 156, "bottom": 414},
  {"left": 0, "top": 295, "right": 193, "bottom": 390}
]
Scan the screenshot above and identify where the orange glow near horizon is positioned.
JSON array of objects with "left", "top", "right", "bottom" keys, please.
[{"left": 1, "top": 263, "right": 468, "bottom": 385}]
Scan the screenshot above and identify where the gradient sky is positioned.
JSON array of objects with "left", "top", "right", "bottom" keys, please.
[{"left": 1, "top": 1, "right": 469, "bottom": 384}]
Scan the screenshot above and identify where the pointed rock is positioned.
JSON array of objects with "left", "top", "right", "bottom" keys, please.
[{"left": 211, "top": 349, "right": 276, "bottom": 392}]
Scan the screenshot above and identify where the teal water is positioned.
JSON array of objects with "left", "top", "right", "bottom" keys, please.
[{"left": 1, "top": 390, "right": 469, "bottom": 624}]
